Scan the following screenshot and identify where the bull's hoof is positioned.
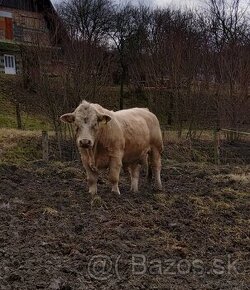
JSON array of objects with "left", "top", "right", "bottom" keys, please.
[
  {"left": 111, "top": 190, "right": 121, "bottom": 196},
  {"left": 111, "top": 185, "right": 120, "bottom": 195},
  {"left": 130, "top": 188, "right": 139, "bottom": 194}
]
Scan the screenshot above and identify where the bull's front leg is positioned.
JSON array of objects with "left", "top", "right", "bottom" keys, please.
[
  {"left": 86, "top": 168, "right": 98, "bottom": 196},
  {"left": 81, "top": 154, "right": 98, "bottom": 196},
  {"left": 108, "top": 157, "right": 122, "bottom": 195}
]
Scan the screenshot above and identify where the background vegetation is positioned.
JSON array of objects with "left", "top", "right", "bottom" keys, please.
[{"left": 1, "top": 0, "right": 249, "bottom": 164}]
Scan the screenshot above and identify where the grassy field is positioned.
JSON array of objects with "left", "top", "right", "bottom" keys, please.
[
  {"left": 0, "top": 128, "right": 44, "bottom": 163},
  {"left": 0, "top": 75, "right": 51, "bottom": 131},
  {"left": 0, "top": 96, "right": 50, "bottom": 131}
]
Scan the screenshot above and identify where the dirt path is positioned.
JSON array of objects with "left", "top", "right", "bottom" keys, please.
[{"left": 0, "top": 161, "right": 249, "bottom": 289}]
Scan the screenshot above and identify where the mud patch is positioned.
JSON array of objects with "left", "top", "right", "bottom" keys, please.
[{"left": 0, "top": 161, "right": 249, "bottom": 289}]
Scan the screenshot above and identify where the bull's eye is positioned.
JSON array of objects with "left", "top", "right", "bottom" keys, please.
[{"left": 92, "top": 123, "right": 97, "bottom": 129}]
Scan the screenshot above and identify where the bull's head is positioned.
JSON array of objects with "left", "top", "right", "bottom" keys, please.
[{"left": 60, "top": 101, "right": 111, "bottom": 149}]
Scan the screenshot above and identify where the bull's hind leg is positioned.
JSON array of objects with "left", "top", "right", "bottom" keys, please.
[
  {"left": 128, "top": 163, "right": 141, "bottom": 193},
  {"left": 109, "top": 157, "right": 122, "bottom": 195},
  {"left": 149, "top": 146, "right": 162, "bottom": 191}
]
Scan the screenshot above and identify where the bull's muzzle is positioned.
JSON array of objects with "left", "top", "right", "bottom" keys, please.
[{"left": 79, "top": 139, "right": 92, "bottom": 148}]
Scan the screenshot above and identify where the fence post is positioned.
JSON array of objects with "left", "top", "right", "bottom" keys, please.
[
  {"left": 15, "top": 102, "right": 23, "bottom": 130},
  {"left": 213, "top": 128, "right": 220, "bottom": 165},
  {"left": 162, "top": 129, "right": 166, "bottom": 143},
  {"left": 42, "top": 131, "right": 49, "bottom": 162}
]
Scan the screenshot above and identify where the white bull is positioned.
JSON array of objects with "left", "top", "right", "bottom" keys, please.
[{"left": 60, "top": 101, "right": 163, "bottom": 196}]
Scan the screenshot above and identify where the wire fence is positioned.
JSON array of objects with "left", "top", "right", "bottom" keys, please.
[
  {"left": 0, "top": 75, "right": 249, "bottom": 165},
  {"left": 162, "top": 128, "right": 250, "bottom": 165},
  {"left": 36, "top": 127, "right": 250, "bottom": 165}
]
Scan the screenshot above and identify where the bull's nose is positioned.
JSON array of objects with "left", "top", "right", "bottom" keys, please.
[{"left": 79, "top": 139, "right": 92, "bottom": 148}]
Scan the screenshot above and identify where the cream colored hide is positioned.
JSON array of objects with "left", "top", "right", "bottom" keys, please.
[{"left": 60, "top": 101, "right": 163, "bottom": 196}]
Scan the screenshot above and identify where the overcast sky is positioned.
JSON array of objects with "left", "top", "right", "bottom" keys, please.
[
  {"left": 51, "top": 0, "right": 204, "bottom": 9},
  {"left": 51, "top": 0, "right": 249, "bottom": 11}
]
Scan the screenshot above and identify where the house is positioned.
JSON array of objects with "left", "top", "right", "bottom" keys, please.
[{"left": 0, "top": 0, "right": 63, "bottom": 75}]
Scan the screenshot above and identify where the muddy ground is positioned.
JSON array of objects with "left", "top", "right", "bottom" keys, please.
[{"left": 0, "top": 160, "right": 249, "bottom": 290}]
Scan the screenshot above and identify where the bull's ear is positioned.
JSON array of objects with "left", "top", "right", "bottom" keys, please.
[
  {"left": 97, "top": 113, "right": 111, "bottom": 124},
  {"left": 60, "top": 113, "right": 75, "bottom": 123}
]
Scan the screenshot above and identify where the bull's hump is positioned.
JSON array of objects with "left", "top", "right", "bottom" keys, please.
[{"left": 115, "top": 107, "right": 149, "bottom": 114}]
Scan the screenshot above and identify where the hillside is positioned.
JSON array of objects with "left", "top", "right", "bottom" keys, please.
[{"left": 0, "top": 75, "right": 50, "bottom": 130}]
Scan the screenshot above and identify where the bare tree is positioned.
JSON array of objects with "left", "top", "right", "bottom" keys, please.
[
  {"left": 58, "top": 0, "right": 113, "bottom": 44},
  {"left": 108, "top": 3, "right": 151, "bottom": 109},
  {"left": 16, "top": 0, "right": 250, "bottom": 148},
  {"left": 206, "top": 0, "right": 250, "bottom": 130}
]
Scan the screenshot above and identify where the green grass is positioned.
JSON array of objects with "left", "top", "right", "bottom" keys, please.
[
  {"left": 0, "top": 90, "right": 51, "bottom": 131},
  {"left": 0, "top": 128, "right": 42, "bottom": 163},
  {"left": 2, "top": 141, "right": 41, "bottom": 163},
  {"left": 0, "top": 113, "right": 17, "bottom": 128},
  {"left": 0, "top": 109, "right": 51, "bottom": 131},
  {"left": 0, "top": 74, "right": 51, "bottom": 131}
]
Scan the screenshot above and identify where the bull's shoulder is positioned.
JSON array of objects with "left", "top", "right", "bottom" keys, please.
[
  {"left": 114, "top": 108, "right": 161, "bottom": 132},
  {"left": 114, "top": 108, "right": 160, "bottom": 124}
]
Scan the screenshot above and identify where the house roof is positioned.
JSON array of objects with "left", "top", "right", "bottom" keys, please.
[{"left": 0, "top": 0, "right": 54, "bottom": 13}]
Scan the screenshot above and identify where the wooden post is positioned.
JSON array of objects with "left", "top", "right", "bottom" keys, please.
[
  {"left": 189, "top": 137, "right": 193, "bottom": 161},
  {"left": 42, "top": 131, "right": 49, "bottom": 162},
  {"left": 15, "top": 102, "right": 23, "bottom": 130},
  {"left": 213, "top": 128, "right": 220, "bottom": 165},
  {"left": 162, "top": 129, "right": 166, "bottom": 144}
]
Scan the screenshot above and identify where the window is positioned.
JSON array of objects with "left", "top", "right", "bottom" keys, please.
[
  {"left": 4, "top": 54, "right": 16, "bottom": 75},
  {"left": 5, "top": 17, "right": 13, "bottom": 39},
  {"left": 0, "top": 11, "right": 13, "bottom": 40}
]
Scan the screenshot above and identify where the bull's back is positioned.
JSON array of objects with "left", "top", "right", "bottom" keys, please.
[{"left": 114, "top": 108, "right": 163, "bottom": 161}]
